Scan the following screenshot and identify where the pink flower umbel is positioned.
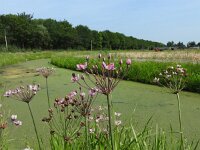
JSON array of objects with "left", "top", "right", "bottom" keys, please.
[
  {"left": 36, "top": 67, "right": 54, "bottom": 78},
  {"left": 154, "top": 64, "right": 187, "bottom": 93},
  {"left": 4, "top": 84, "right": 40, "bottom": 103},
  {"left": 4, "top": 84, "right": 41, "bottom": 149},
  {"left": 72, "top": 54, "right": 131, "bottom": 95}
]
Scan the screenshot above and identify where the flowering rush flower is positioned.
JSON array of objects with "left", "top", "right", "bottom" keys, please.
[
  {"left": 89, "top": 88, "right": 98, "bottom": 97},
  {"left": 73, "top": 54, "right": 132, "bottom": 96},
  {"left": 102, "top": 62, "right": 115, "bottom": 70},
  {"left": 67, "top": 91, "right": 77, "bottom": 99},
  {"left": 77, "top": 62, "right": 87, "bottom": 70},
  {"left": 4, "top": 84, "right": 40, "bottom": 103},
  {"left": 36, "top": 67, "right": 54, "bottom": 78}
]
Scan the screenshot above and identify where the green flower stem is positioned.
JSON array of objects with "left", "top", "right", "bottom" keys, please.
[
  {"left": 176, "top": 93, "right": 184, "bottom": 148},
  {"left": 46, "top": 77, "right": 50, "bottom": 108},
  {"left": 64, "top": 109, "right": 67, "bottom": 150},
  {"left": 27, "top": 103, "right": 42, "bottom": 150},
  {"left": 85, "top": 116, "right": 89, "bottom": 150},
  {"left": 107, "top": 94, "right": 114, "bottom": 150}
]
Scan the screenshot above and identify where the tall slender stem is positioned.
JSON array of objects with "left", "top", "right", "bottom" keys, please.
[
  {"left": 27, "top": 103, "right": 42, "bottom": 150},
  {"left": 45, "top": 77, "right": 54, "bottom": 149},
  {"left": 106, "top": 94, "right": 114, "bottom": 150},
  {"left": 85, "top": 116, "right": 89, "bottom": 150},
  {"left": 64, "top": 109, "right": 67, "bottom": 150},
  {"left": 176, "top": 93, "right": 183, "bottom": 148},
  {"left": 46, "top": 77, "right": 50, "bottom": 108}
]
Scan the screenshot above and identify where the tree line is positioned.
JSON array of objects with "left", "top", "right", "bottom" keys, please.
[
  {"left": 167, "top": 41, "right": 200, "bottom": 49},
  {"left": 0, "top": 13, "right": 164, "bottom": 51}
]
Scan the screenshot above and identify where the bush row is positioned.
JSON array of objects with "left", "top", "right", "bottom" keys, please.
[{"left": 51, "top": 56, "right": 200, "bottom": 93}]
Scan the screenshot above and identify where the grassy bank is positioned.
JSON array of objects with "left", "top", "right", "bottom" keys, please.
[{"left": 0, "top": 51, "right": 54, "bottom": 67}]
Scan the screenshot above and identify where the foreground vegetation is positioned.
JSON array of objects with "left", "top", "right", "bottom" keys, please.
[{"left": 0, "top": 58, "right": 200, "bottom": 149}]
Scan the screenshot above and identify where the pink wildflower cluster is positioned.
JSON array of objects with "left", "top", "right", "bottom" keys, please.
[
  {"left": 154, "top": 64, "right": 187, "bottom": 93},
  {"left": 4, "top": 84, "right": 40, "bottom": 103},
  {"left": 72, "top": 54, "right": 132, "bottom": 95}
]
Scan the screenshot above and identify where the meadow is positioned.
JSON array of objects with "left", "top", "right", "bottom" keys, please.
[{"left": 0, "top": 50, "right": 200, "bottom": 149}]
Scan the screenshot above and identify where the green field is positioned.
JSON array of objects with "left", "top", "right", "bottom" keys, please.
[{"left": 0, "top": 58, "right": 200, "bottom": 149}]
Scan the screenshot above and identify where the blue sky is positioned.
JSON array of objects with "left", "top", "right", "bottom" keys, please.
[{"left": 1, "top": 0, "right": 200, "bottom": 44}]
